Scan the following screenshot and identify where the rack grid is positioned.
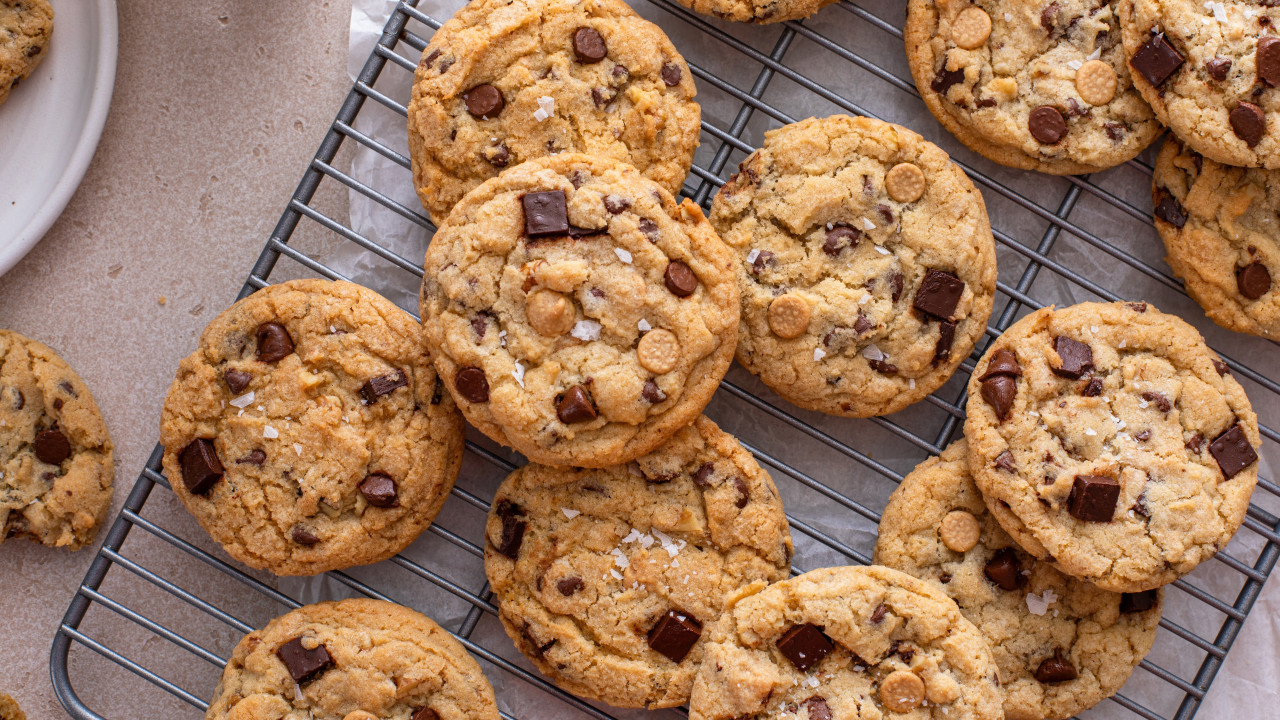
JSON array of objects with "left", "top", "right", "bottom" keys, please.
[{"left": 50, "top": 1, "right": 1280, "bottom": 719}]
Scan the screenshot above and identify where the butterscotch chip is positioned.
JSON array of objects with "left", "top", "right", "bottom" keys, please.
[
  {"left": 885, "top": 163, "right": 926, "bottom": 203},
  {"left": 767, "top": 293, "right": 811, "bottom": 338},
  {"left": 880, "top": 670, "right": 926, "bottom": 712},
  {"left": 950, "top": 7, "right": 991, "bottom": 50},
  {"left": 638, "top": 329, "right": 681, "bottom": 374},
  {"left": 526, "top": 289, "right": 576, "bottom": 336},
  {"left": 1075, "top": 60, "right": 1117, "bottom": 106},
  {"left": 939, "top": 509, "right": 980, "bottom": 552}
]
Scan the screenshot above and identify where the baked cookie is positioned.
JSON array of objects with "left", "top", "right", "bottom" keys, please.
[
  {"left": 673, "top": 0, "right": 838, "bottom": 24},
  {"left": 875, "top": 439, "right": 1162, "bottom": 720},
  {"left": 0, "top": 0, "right": 53, "bottom": 107},
  {"left": 906, "top": 0, "right": 1160, "bottom": 173},
  {"left": 205, "top": 598, "right": 499, "bottom": 720},
  {"left": 710, "top": 115, "right": 996, "bottom": 417},
  {"left": 483, "top": 416, "right": 792, "bottom": 708},
  {"left": 420, "top": 154, "right": 738, "bottom": 468},
  {"left": 965, "top": 301, "right": 1260, "bottom": 593},
  {"left": 1152, "top": 137, "right": 1280, "bottom": 337},
  {"left": 688, "top": 565, "right": 1003, "bottom": 720},
  {"left": 1120, "top": 0, "right": 1280, "bottom": 168},
  {"left": 1, "top": 330, "right": 113, "bottom": 550},
  {"left": 160, "top": 280, "right": 464, "bottom": 576},
  {"left": 407, "top": 0, "right": 700, "bottom": 224},
  {"left": 0, "top": 695, "right": 23, "bottom": 720}
]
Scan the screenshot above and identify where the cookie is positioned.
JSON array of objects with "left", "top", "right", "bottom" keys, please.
[
  {"left": 0, "top": 694, "right": 26, "bottom": 720},
  {"left": 420, "top": 154, "right": 739, "bottom": 468},
  {"left": 906, "top": 0, "right": 1161, "bottom": 174},
  {"left": 407, "top": 0, "right": 700, "bottom": 224},
  {"left": 160, "top": 280, "right": 464, "bottom": 576},
  {"left": 205, "top": 598, "right": 499, "bottom": 720},
  {"left": 483, "top": 416, "right": 793, "bottom": 709},
  {"left": 1152, "top": 137, "right": 1280, "bottom": 337},
  {"left": 964, "top": 301, "right": 1261, "bottom": 593},
  {"left": 687, "top": 564, "right": 1003, "bottom": 720},
  {"left": 673, "top": 0, "right": 838, "bottom": 24},
  {"left": 1120, "top": 0, "right": 1280, "bottom": 168},
  {"left": 1, "top": 330, "right": 113, "bottom": 550},
  {"left": 875, "top": 439, "right": 1162, "bottom": 720},
  {"left": 0, "top": 0, "right": 53, "bottom": 107},
  {"left": 710, "top": 115, "right": 996, "bottom": 417}
]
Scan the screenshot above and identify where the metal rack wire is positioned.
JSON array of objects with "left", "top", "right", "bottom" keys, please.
[{"left": 50, "top": 1, "right": 1280, "bottom": 718}]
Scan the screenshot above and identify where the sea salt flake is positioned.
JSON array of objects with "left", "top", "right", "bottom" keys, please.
[
  {"left": 1026, "top": 589, "right": 1058, "bottom": 616},
  {"left": 562, "top": 508, "right": 581, "bottom": 519},
  {"left": 1087, "top": 46, "right": 1102, "bottom": 61},
  {"left": 293, "top": 443, "right": 303, "bottom": 456},
  {"left": 1139, "top": 398, "right": 1149, "bottom": 409},
  {"left": 859, "top": 294, "right": 871, "bottom": 304},
  {"left": 571, "top": 319, "right": 601, "bottom": 341},
  {"left": 1213, "top": 2, "right": 1227, "bottom": 22},
  {"left": 862, "top": 343, "right": 886, "bottom": 362},
  {"left": 534, "top": 96, "right": 555, "bottom": 121},
  {"left": 1085, "top": 427, "right": 1097, "bottom": 436},
  {"left": 610, "top": 548, "right": 631, "bottom": 569},
  {"left": 230, "top": 391, "right": 255, "bottom": 409},
  {"left": 874, "top": 245, "right": 890, "bottom": 255},
  {"left": 512, "top": 362, "right": 526, "bottom": 388},
  {"left": 638, "top": 318, "right": 652, "bottom": 332},
  {"left": 862, "top": 217, "right": 876, "bottom": 231},
  {"left": 614, "top": 248, "right": 633, "bottom": 263},
  {"left": 499, "top": 330, "right": 508, "bottom": 347},
  {"left": 1068, "top": 60, "right": 1083, "bottom": 70},
  {"left": 1091, "top": 325, "right": 1099, "bottom": 334},
  {"left": 813, "top": 347, "right": 827, "bottom": 362},
  {"left": 609, "top": 569, "right": 623, "bottom": 580},
  {"left": 263, "top": 425, "right": 279, "bottom": 439},
  {"left": 1004, "top": 12, "right": 1012, "bottom": 21},
  {"left": 909, "top": 378, "right": 916, "bottom": 390},
  {"left": 746, "top": 249, "right": 760, "bottom": 264}
]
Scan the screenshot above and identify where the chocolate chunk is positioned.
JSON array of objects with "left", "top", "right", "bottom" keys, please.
[
  {"left": 359, "top": 473, "right": 399, "bottom": 508},
  {"left": 890, "top": 273, "right": 905, "bottom": 302},
  {"left": 179, "top": 438, "right": 223, "bottom": 495},
  {"left": 556, "top": 576, "right": 585, "bottom": 596},
  {"left": 521, "top": 622, "right": 556, "bottom": 657},
  {"left": 647, "top": 609, "right": 701, "bottom": 663},
  {"left": 236, "top": 449, "right": 266, "bottom": 466},
  {"left": 1132, "top": 490, "right": 1151, "bottom": 517},
  {"left": 455, "top": 366, "right": 490, "bottom": 403},
  {"left": 1040, "top": 2, "right": 1059, "bottom": 32},
  {"left": 803, "top": 697, "right": 833, "bottom": 720},
  {"left": 1258, "top": 37, "right": 1280, "bottom": 86},
  {"left": 661, "top": 63, "right": 682, "bottom": 86},
  {"left": 1082, "top": 377, "right": 1103, "bottom": 397},
  {"left": 1035, "top": 650, "right": 1077, "bottom": 684},
  {"left": 1237, "top": 262, "right": 1271, "bottom": 299},
  {"left": 823, "top": 224, "right": 860, "bottom": 256},
  {"left": 933, "top": 320, "right": 957, "bottom": 365},
  {"left": 854, "top": 313, "right": 874, "bottom": 335},
  {"left": 733, "top": 476, "right": 749, "bottom": 508},
  {"left": 751, "top": 250, "right": 776, "bottom": 275},
  {"left": 1135, "top": 430, "right": 1151, "bottom": 442},
  {"left": 1051, "top": 336, "right": 1094, "bottom": 379},
  {"left": 522, "top": 190, "right": 569, "bottom": 237},
  {"left": 1130, "top": 32, "right": 1184, "bottom": 87},
  {"left": 869, "top": 359, "right": 898, "bottom": 375},
  {"left": 1230, "top": 102, "right": 1266, "bottom": 146},
  {"left": 494, "top": 500, "right": 526, "bottom": 558},
  {"left": 470, "top": 315, "right": 488, "bottom": 340},
  {"left": 276, "top": 637, "right": 333, "bottom": 684},
  {"left": 464, "top": 84, "right": 504, "bottom": 119},
  {"left": 487, "top": 143, "right": 510, "bottom": 167},
  {"left": 34, "top": 428, "right": 71, "bottom": 465},
  {"left": 984, "top": 547, "right": 1025, "bottom": 590},
  {"left": 1209, "top": 424, "right": 1258, "bottom": 479},
  {"left": 1127, "top": 301, "right": 1148, "bottom": 313},
  {"left": 995, "top": 450, "right": 1017, "bottom": 473},
  {"left": 877, "top": 203, "right": 894, "bottom": 223},
  {"left": 980, "top": 349, "right": 1022, "bottom": 379},
  {"left": 361, "top": 369, "right": 408, "bottom": 404},
  {"left": 981, "top": 375, "right": 1017, "bottom": 421},
  {"left": 612, "top": 64, "right": 629, "bottom": 80},
  {"left": 939, "top": 572, "right": 952, "bottom": 583},
  {"left": 642, "top": 379, "right": 667, "bottom": 404},
  {"left": 420, "top": 48, "right": 440, "bottom": 69},
  {"left": 291, "top": 526, "right": 320, "bottom": 546},
  {"left": 870, "top": 603, "right": 887, "bottom": 624},
  {"left": 223, "top": 369, "right": 252, "bottom": 394},
  {"left": 1141, "top": 391, "right": 1170, "bottom": 412},
  {"left": 1067, "top": 475, "right": 1120, "bottom": 522},
  {"left": 412, "top": 709, "right": 440, "bottom": 720},
  {"left": 256, "top": 322, "right": 295, "bottom": 363},
  {"left": 591, "top": 87, "right": 612, "bottom": 107},
  {"left": 912, "top": 269, "right": 965, "bottom": 320},
  {"left": 931, "top": 65, "right": 965, "bottom": 94},
  {"left": 1213, "top": 359, "right": 1230, "bottom": 375},
  {"left": 1207, "top": 56, "right": 1232, "bottom": 81},
  {"left": 977, "top": 97, "right": 997, "bottom": 108},
  {"left": 1186, "top": 432, "right": 1205, "bottom": 454},
  {"left": 639, "top": 217, "right": 660, "bottom": 241},
  {"left": 692, "top": 462, "right": 714, "bottom": 487},
  {"left": 1153, "top": 189, "right": 1188, "bottom": 227},
  {"left": 572, "top": 27, "right": 607, "bottom": 63},
  {"left": 1029, "top": 106, "right": 1068, "bottom": 144},
  {"left": 776, "top": 624, "right": 834, "bottom": 671},
  {"left": 1104, "top": 122, "right": 1126, "bottom": 142},
  {"left": 557, "top": 385, "right": 597, "bottom": 424},
  {"left": 1120, "top": 590, "right": 1158, "bottom": 614},
  {"left": 664, "top": 260, "right": 699, "bottom": 297},
  {"left": 9, "top": 387, "right": 23, "bottom": 410},
  {"left": 604, "top": 195, "right": 631, "bottom": 214}
]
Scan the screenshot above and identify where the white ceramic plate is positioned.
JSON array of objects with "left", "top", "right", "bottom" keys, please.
[{"left": 0, "top": 0, "right": 117, "bottom": 277}]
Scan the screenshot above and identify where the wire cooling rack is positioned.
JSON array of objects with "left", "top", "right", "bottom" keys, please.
[{"left": 51, "top": 1, "right": 1280, "bottom": 718}]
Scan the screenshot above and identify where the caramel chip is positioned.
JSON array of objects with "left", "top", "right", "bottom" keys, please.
[
  {"left": 1075, "top": 60, "right": 1117, "bottom": 106},
  {"left": 768, "top": 293, "right": 811, "bottom": 339},
  {"left": 940, "top": 510, "right": 981, "bottom": 553},
  {"left": 637, "top": 329, "right": 681, "bottom": 374},
  {"left": 526, "top": 290, "right": 575, "bottom": 336},
  {"left": 880, "top": 670, "right": 926, "bottom": 712},
  {"left": 885, "top": 163, "right": 926, "bottom": 203},
  {"left": 951, "top": 7, "right": 992, "bottom": 50}
]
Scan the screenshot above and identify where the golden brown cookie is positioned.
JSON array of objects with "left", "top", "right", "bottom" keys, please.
[{"left": 0, "top": 0, "right": 53, "bottom": 106}]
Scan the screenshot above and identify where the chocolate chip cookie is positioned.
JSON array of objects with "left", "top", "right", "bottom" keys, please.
[
  {"left": 875, "top": 439, "right": 1162, "bottom": 720},
  {"left": 906, "top": 0, "right": 1160, "bottom": 174},
  {"left": 205, "top": 598, "right": 499, "bottom": 720},
  {"left": 0, "top": 694, "right": 23, "bottom": 720},
  {"left": 1120, "top": 0, "right": 1280, "bottom": 167},
  {"left": 710, "top": 115, "right": 996, "bottom": 417},
  {"left": 483, "top": 416, "right": 792, "bottom": 709},
  {"left": 0, "top": 0, "right": 53, "bottom": 107},
  {"left": 965, "top": 301, "right": 1260, "bottom": 593},
  {"left": 688, "top": 564, "right": 1003, "bottom": 720},
  {"left": 407, "top": 0, "right": 700, "bottom": 224},
  {"left": 1152, "top": 137, "right": 1280, "bottom": 337},
  {"left": 420, "top": 154, "right": 739, "bottom": 468},
  {"left": 1, "top": 330, "right": 113, "bottom": 550},
  {"left": 673, "top": 0, "right": 838, "bottom": 24},
  {"left": 160, "top": 280, "right": 464, "bottom": 576}
]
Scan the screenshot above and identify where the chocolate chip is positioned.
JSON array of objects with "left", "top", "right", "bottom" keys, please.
[
  {"left": 9, "top": 388, "right": 23, "bottom": 410},
  {"left": 557, "top": 385, "right": 597, "bottom": 424},
  {"left": 223, "top": 369, "right": 252, "bottom": 394},
  {"left": 421, "top": 48, "right": 440, "bottom": 69},
  {"left": 487, "top": 143, "right": 510, "bottom": 167},
  {"left": 1258, "top": 37, "right": 1280, "bottom": 86},
  {"left": 1120, "top": 590, "right": 1158, "bottom": 614},
  {"left": 1132, "top": 490, "right": 1151, "bottom": 517},
  {"left": 931, "top": 65, "right": 965, "bottom": 94},
  {"left": 981, "top": 375, "right": 1017, "bottom": 421},
  {"left": 361, "top": 369, "right": 408, "bottom": 404},
  {"left": 612, "top": 64, "right": 629, "bottom": 80},
  {"left": 1029, "top": 106, "right": 1068, "bottom": 144},
  {"left": 1135, "top": 430, "right": 1151, "bottom": 442},
  {"left": 1209, "top": 424, "right": 1258, "bottom": 479},
  {"left": 1211, "top": 358, "right": 1229, "bottom": 376},
  {"left": 591, "top": 87, "right": 612, "bottom": 107},
  {"left": 869, "top": 359, "right": 898, "bottom": 375},
  {"left": 1237, "top": 262, "right": 1271, "bottom": 299},
  {"left": 276, "top": 637, "right": 333, "bottom": 684},
  {"left": 1130, "top": 31, "right": 1184, "bottom": 87},
  {"left": 978, "top": 349, "right": 1022, "bottom": 380},
  {"left": 236, "top": 449, "right": 266, "bottom": 466},
  {"left": 1141, "top": 391, "right": 1170, "bottom": 412},
  {"left": 437, "top": 57, "right": 454, "bottom": 74},
  {"left": 464, "top": 84, "right": 504, "bottom": 119},
  {"left": 803, "top": 697, "right": 833, "bottom": 720},
  {"left": 572, "top": 27, "right": 607, "bottom": 63},
  {"left": 52, "top": 399, "right": 62, "bottom": 410},
  {"left": 664, "top": 260, "right": 699, "bottom": 297},
  {"left": 1104, "top": 122, "right": 1126, "bottom": 142},
  {"left": 1040, "top": 2, "right": 1059, "bottom": 32},
  {"left": 256, "top": 322, "right": 294, "bottom": 363},
  {"left": 870, "top": 603, "right": 887, "bottom": 623},
  {"left": 776, "top": 624, "right": 834, "bottom": 671},
  {"left": 567, "top": 224, "right": 606, "bottom": 238},
  {"left": 1207, "top": 56, "right": 1233, "bottom": 81},
  {"left": 984, "top": 547, "right": 1025, "bottom": 590},
  {"left": 1082, "top": 377, "right": 1103, "bottom": 397},
  {"left": 557, "top": 577, "right": 585, "bottom": 596},
  {"left": 34, "top": 428, "right": 71, "bottom": 465},
  {"left": 1230, "top": 102, "right": 1266, "bottom": 146},
  {"left": 604, "top": 195, "right": 631, "bottom": 214},
  {"left": 977, "top": 97, "right": 997, "bottom": 107},
  {"left": 291, "top": 526, "right": 320, "bottom": 546},
  {"left": 455, "top": 366, "right": 489, "bottom": 403},
  {"left": 660, "top": 63, "right": 682, "bottom": 86},
  {"left": 639, "top": 217, "right": 660, "bottom": 241},
  {"left": 412, "top": 709, "right": 440, "bottom": 720},
  {"left": 939, "top": 572, "right": 952, "bottom": 583},
  {"left": 733, "top": 476, "right": 749, "bottom": 508},
  {"left": 752, "top": 250, "right": 776, "bottom": 275},
  {"left": 359, "top": 473, "right": 399, "bottom": 508},
  {"left": 1154, "top": 189, "right": 1188, "bottom": 227},
  {"left": 1052, "top": 336, "right": 1094, "bottom": 379},
  {"left": 522, "top": 190, "right": 569, "bottom": 237},
  {"left": 1035, "top": 650, "right": 1077, "bottom": 684},
  {"left": 1068, "top": 475, "right": 1120, "bottom": 522},
  {"left": 823, "top": 224, "right": 860, "bottom": 256},
  {"left": 692, "top": 462, "right": 714, "bottom": 487},
  {"left": 912, "top": 269, "right": 965, "bottom": 320},
  {"left": 521, "top": 621, "right": 556, "bottom": 657},
  {"left": 995, "top": 451, "right": 1018, "bottom": 473},
  {"left": 642, "top": 379, "right": 667, "bottom": 404},
  {"left": 179, "top": 438, "right": 223, "bottom": 495},
  {"left": 854, "top": 313, "right": 874, "bottom": 335},
  {"left": 1127, "top": 302, "right": 1148, "bottom": 313},
  {"left": 1186, "top": 432, "right": 1205, "bottom": 454},
  {"left": 933, "top": 320, "right": 956, "bottom": 365},
  {"left": 647, "top": 609, "right": 701, "bottom": 663},
  {"left": 494, "top": 500, "right": 526, "bottom": 558}
]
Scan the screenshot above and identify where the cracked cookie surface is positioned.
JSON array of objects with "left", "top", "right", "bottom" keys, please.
[
  {"left": 964, "top": 301, "right": 1260, "bottom": 592},
  {"left": 907, "top": 0, "right": 1160, "bottom": 173},
  {"left": 688, "top": 565, "right": 1003, "bottom": 720},
  {"left": 483, "top": 416, "right": 792, "bottom": 709},
  {"left": 875, "top": 439, "right": 1162, "bottom": 720},
  {"left": 161, "top": 280, "right": 464, "bottom": 576},
  {"left": 0, "top": 0, "right": 53, "bottom": 107},
  {"left": 673, "top": 0, "right": 838, "bottom": 24},
  {"left": 0, "top": 330, "right": 112, "bottom": 550},
  {"left": 407, "top": 0, "right": 700, "bottom": 224},
  {"left": 710, "top": 115, "right": 996, "bottom": 417},
  {"left": 420, "top": 154, "right": 738, "bottom": 468},
  {"left": 205, "top": 598, "right": 499, "bottom": 720}
]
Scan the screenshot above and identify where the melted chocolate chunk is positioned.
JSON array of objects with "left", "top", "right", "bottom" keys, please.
[
  {"left": 291, "top": 526, "right": 320, "bottom": 546},
  {"left": 1120, "top": 590, "right": 1158, "bottom": 614},
  {"left": 522, "top": 190, "right": 569, "bottom": 237},
  {"left": 1237, "top": 262, "right": 1271, "bottom": 299},
  {"left": 776, "top": 624, "right": 834, "bottom": 671},
  {"left": 236, "top": 449, "right": 266, "bottom": 466},
  {"left": 494, "top": 500, "right": 527, "bottom": 558},
  {"left": 1130, "top": 31, "right": 1184, "bottom": 87},
  {"left": 256, "top": 322, "right": 294, "bottom": 363},
  {"left": 572, "top": 27, "right": 607, "bottom": 63},
  {"left": 276, "top": 637, "right": 333, "bottom": 684},
  {"left": 412, "top": 709, "right": 440, "bottom": 720},
  {"left": 984, "top": 547, "right": 1026, "bottom": 591},
  {"left": 931, "top": 65, "right": 965, "bottom": 94},
  {"left": 1141, "top": 391, "right": 1171, "bottom": 412},
  {"left": 1051, "top": 336, "right": 1094, "bottom": 379},
  {"left": 1153, "top": 189, "right": 1188, "bottom": 227},
  {"left": 1258, "top": 37, "right": 1280, "bottom": 86},
  {"left": 179, "top": 438, "right": 223, "bottom": 495},
  {"left": 647, "top": 609, "right": 701, "bottom": 663},
  {"left": 1082, "top": 377, "right": 1103, "bottom": 397},
  {"left": 692, "top": 462, "right": 714, "bottom": 487},
  {"left": 933, "top": 320, "right": 957, "bottom": 365},
  {"left": 803, "top": 697, "right": 832, "bottom": 720},
  {"left": 455, "top": 366, "right": 490, "bottom": 403},
  {"left": 664, "top": 260, "right": 699, "bottom": 297},
  {"left": 557, "top": 577, "right": 585, "bottom": 596},
  {"left": 1230, "top": 102, "right": 1266, "bottom": 146},
  {"left": 869, "top": 359, "right": 898, "bottom": 375},
  {"left": 981, "top": 375, "right": 1017, "bottom": 421},
  {"left": 359, "top": 473, "right": 398, "bottom": 508},
  {"left": 995, "top": 450, "right": 1018, "bottom": 473},
  {"left": 912, "top": 269, "right": 965, "bottom": 320},
  {"left": 557, "top": 385, "right": 597, "bottom": 423},
  {"left": 1206, "top": 56, "right": 1232, "bottom": 81},
  {"left": 361, "top": 369, "right": 408, "bottom": 404},
  {"left": 980, "top": 349, "right": 1023, "bottom": 380},
  {"left": 1029, "top": 106, "right": 1068, "bottom": 144},
  {"left": 661, "top": 63, "right": 682, "bottom": 86},
  {"left": 642, "top": 379, "right": 667, "bottom": 404},
  {"left": 1209, "top": 423, "right": 1258, "bottom": 479},
  {"left": 1213, "top": 359, "right": 1230, "bottom": 375},
  {"left": 733, "top": 476, "right": 749, "bottom": 508},
  {"left": 603, "top": 194, "right": 631, "bottom": 214},
  {"left": 870, "top": 603, "right": 888, "bottom": 624},
  {"left": 1035, "top": 650, "right": 1077, "bottom": 684},
  {"left": 464, "top": 84, "right": 504, "bottom": 119},
  {"left": 639, "top": 217, "right": 660, "bottom": 242},
  {"left": 1068, "top": 475, "right": 1120, "bottom": 522},
  {"left": 823, "top": 224, "right": 860, "bottom": 256}
]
